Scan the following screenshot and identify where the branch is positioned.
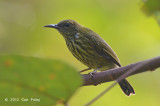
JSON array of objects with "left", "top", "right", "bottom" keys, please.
[
  {"left": 82, "top": 56, "right": 160, "bottom": 86},
  {"left": 85, "top": 58, "right": 156, "bottom": 106}
]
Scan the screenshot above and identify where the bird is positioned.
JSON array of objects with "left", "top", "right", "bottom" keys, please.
[{"left": 44, "top": 19, "right": 135, "bottom": 96}]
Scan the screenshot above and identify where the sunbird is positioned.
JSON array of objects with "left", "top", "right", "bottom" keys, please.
[{"left": 44, "top": 19, "right": 135, "bottom": 96}]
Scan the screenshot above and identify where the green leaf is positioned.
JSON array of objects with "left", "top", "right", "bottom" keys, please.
[
  {"left": 0, "top": 55, "right": 82, "bottom": 105},
  {"left": 141, "top": 0, "right": 160, "bottom": 25}
]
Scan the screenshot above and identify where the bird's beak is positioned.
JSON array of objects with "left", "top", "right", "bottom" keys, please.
[{"left": 44, "top": 24, "right": 59, "bottom": 29}]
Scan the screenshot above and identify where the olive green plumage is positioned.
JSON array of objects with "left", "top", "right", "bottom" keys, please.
[{"left": 44, "top": 19, "right": 135, "bottom": 96}]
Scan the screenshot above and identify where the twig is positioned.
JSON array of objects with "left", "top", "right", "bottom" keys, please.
[
  {"left": 85, "top": 82, "right": 117, "bottom": 106},
  {"left": 82, "top": 56, "right": 160, "bottom": 86},
  {"left": 80, "top": 68, "right": 92, "bottom": 73},
  {"left": 85, "top": 57, "right": 152, "bottom": 105}
]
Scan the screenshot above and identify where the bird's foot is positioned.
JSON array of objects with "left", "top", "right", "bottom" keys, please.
[
  {"left": 89, "top": 71, "right": 99, "bottom": 86},
  {"left": 89, "top": 71, "right": 96, "bottom": 83},
  {"left": 89, "top": 68, "right": 99, "bottom": 77},
  {"left": 89, "top": 71, "right": 95, "bottom": 77},
  {"left": 88, "top": 68, "right": 100, "bottom": 85}
]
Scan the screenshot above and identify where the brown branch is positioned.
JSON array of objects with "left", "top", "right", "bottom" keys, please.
[
  {"left": 82, "top": 56, "right": 160, "bottom": 86},
  {"left": 85, "top": 58, "right": 153, "bottom": 106}
]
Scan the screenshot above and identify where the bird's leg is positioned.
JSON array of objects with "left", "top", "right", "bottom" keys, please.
[
  {"left": 79, "top": 68, "right": 92, "bottom": 73},
  {"left": 90, "top": 67, "right": 101, "bottom": 77},
  {"left": 89, "top": 67, "right": 101, "bottom": 85}
]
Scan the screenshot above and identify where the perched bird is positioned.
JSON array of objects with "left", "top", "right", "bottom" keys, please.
[{"left": 44, "top": 19, "right": 135, "bottom": 96}]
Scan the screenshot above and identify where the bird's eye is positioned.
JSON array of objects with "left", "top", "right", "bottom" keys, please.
[{"left": 65, "top": 23, "right": 70, "bottom": 27}]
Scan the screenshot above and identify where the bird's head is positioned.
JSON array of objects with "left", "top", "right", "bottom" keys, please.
[{"left": 44, "top": 19, "right": 81, "bottom": 37}]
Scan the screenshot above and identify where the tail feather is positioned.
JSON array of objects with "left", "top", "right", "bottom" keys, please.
[{"left": 118, "top": 79, "right": 135, "bottom": 96}]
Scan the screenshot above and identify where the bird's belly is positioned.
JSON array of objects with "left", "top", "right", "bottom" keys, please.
[
  {"left": 66, "top": 40, "right": 116, "bottom": 71},
  {"left": 70, "top": 47, "right": 115, "bottom": 70},
  {"left": 78, "top": 53, "right": 116, "bottom": 70}
]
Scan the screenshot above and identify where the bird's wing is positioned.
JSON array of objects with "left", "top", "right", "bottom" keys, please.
[
  {"left": 90, "top": 33, "right": 121, "bottom": 67},
  {"left": 101, "top": 45, "right": 121, "bottom": 67},
  {"left": 81, "top": 27, "right": 121, "bottom": 67}
]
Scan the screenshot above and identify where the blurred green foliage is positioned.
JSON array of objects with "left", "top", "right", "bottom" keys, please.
[
  {"left": 0, "top": 55, "right": 82, "bottom": 105},
  {"left": 142, "top": 0, "right": 160, "bottom": 25},
  {"left": 0, "top": 0, "right": 160, "bottom": 106}
]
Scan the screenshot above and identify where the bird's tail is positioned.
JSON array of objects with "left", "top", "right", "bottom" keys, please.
[{"left": 118, "top": 79, "right": 135, "bottom": 96}]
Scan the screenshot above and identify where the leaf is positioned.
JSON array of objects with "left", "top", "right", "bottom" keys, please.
[
  {"left": 141, "top": 0, "right": 160, "bottom": 25},
  {"left": 0, "top": 55, "right": 82, "bottom": 105}
]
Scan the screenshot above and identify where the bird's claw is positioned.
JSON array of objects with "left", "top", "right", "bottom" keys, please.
[
  {"left": 89, "top": 72, "right": 98, "bottom": 85},
  {"left": 90, "top": 72, "right": 94, "bottom": 77},
  {"left": 89, "top": 71, "right": 95, "bottom": 79},
  {"left": 89, "top": 68, "right": 100, "bottom": 83}
]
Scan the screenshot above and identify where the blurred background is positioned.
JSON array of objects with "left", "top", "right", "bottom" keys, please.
[{"left": 0, "top": 0, "right": 160, "bottom": 106}]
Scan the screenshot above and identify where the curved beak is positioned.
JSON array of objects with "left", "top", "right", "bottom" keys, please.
[{"left": 44, "top": 24, "right": 59, "bottom": 29}]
